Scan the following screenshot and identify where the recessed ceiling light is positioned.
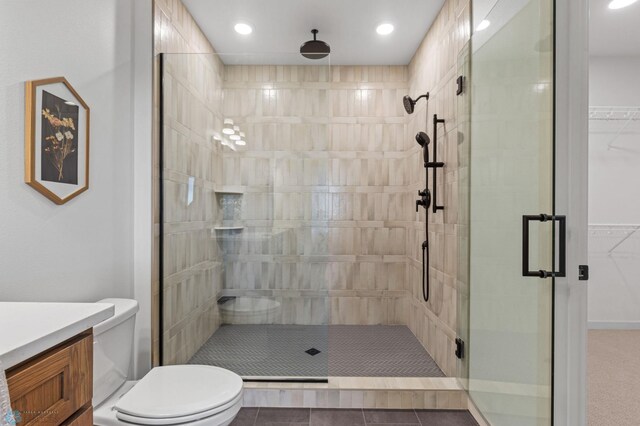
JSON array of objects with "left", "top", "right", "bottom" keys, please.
[
  {"left": 608, "top": 0, "right": 638, "bottom": 9},
  {"left": 476, "top": 20, "right": 491, "bottom": 31},
  {"left": 376, "top": 23, "right": 394, "bottom": 36},
  {"left": 234, "top": 23, "right": 252, "bottom": 35},
  {"left": 236, "top": 140, "right": 246, "bottom": 146}
]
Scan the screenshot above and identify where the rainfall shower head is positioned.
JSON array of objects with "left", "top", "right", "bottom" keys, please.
[
  {"left": 403, "top": 93, "right": 429, "bottom": 114},
  {"left": 300, "top": 29, "right": 331, "bottom": 60}
]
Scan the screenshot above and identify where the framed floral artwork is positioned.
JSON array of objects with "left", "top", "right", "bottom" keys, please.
[{"left": 25, "top": 77, "right": 90, "bottom": 204}]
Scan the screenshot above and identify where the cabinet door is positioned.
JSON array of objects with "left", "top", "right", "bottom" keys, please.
[
  {"left": 61, "top": 405, "right": 92, "bottom": 426},
  {"left": 7, "top": 332, "right": 92, "bottom": 426}
]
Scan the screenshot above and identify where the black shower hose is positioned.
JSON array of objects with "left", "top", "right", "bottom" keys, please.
[
  {"left": 422, "top": 228, "right": 429, "bottom": 302},
  {"left": 421, "top": 160, "right": 430, "bottom": 302},
  {"left": 422, "top": 172, "right": 429, "bottom": 302}
]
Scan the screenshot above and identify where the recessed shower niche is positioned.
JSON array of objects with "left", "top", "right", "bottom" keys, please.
[{"left": 214, "top": 190, "right": 244, "bottom": 231}]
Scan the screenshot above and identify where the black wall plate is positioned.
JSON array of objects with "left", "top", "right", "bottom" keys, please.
[{"left": 456, "top": 75, "right": 465, "bottom": 96}]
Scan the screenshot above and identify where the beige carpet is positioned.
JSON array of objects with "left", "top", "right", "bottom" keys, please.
[{"left": 588, "top": 330, "right": 640, "bottom": 426}]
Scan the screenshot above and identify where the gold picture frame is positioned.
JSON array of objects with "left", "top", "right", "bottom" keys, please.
[{"left": 25, "top": 77, "right": 90, "bottom": 205}]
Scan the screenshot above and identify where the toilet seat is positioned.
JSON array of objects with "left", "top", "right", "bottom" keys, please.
[
  {"left": 114, "top": 365, "right": 243, "bottom": 426},
  {"left": 116, "top": 391, "right": 243, "bottom": 425}
]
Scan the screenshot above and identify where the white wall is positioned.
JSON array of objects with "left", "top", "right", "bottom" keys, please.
[
  {"left": 588, "top": 56, "right": 640, "bottom": 326},
  {"left": 589, "top": 56, "right": 640, "bottom": 224},
  {"left": 132, "top": 0, "right": 154, "bottom": 378},
  {"left": 590, "top": 57, "right": 640, "bottom": 110},
  {"left": 0, "top": 0, "right": 136, "bottom": 303}
]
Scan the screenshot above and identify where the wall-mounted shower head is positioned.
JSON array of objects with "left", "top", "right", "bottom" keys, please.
[{"left": 403, "top": 93, "right": 429, "bottom": 114}]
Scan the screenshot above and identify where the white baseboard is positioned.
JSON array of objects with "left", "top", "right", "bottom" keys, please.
[{"left": 588, "top": 321, "right": 640, "bottom": 330}]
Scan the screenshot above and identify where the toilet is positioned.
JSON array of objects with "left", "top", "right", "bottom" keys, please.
[{"left": 92, "top": 298, "right": 243, "bottom": 426}]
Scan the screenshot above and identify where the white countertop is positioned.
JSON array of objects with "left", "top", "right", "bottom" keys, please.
[{"left": 0, "top": 302, "right": 114, "bottom": 370}]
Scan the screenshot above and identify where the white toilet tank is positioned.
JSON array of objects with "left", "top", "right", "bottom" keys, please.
[{"left": 93, "top": 298, "right": 139, "bottom": 407}]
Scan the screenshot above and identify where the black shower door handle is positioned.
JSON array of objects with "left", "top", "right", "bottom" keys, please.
[{"left": 522, "top": 214, "right": 566, "bottom": 278}]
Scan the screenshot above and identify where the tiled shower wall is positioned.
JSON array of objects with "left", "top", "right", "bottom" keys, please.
[
  {"left": 405, "top": 0, "right": 471, "bottom": 377},
  {"left": 153, "top": 0, "right": 225, "bottom": 365},
  {"left": 220, "top": 65, "right": 412, "bottom": 325}
]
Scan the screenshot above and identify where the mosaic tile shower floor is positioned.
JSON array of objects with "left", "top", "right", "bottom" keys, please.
[{"left": 189, "top": 325, "right": 445, "bottom": 378}]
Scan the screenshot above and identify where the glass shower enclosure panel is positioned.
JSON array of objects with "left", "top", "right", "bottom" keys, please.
[
  {"left": 456, "top": 40, "right": 471, "bottom": 388},
  {"left": 468, "top": 0, "right": 555, "bottom": 424},
  {"left": 160, "top": 53, "right": 331, "bottom": 380}
]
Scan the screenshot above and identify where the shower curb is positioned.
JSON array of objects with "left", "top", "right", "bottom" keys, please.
[{"left": 242, "top": 377, "right": 467, "bottom": 411}]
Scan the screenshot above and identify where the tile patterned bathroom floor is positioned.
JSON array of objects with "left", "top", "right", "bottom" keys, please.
[{"left": 231, "top": 408, "right": 479, "bottom": 426}]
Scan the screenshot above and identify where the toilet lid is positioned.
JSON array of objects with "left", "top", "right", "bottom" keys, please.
[{"left": 115, "top": 365, "right": 243, "bottom": 419}]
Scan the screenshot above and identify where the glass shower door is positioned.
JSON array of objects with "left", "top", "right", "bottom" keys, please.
[
  {"left": 468, "top": 0, "right": 555, "bottom": 424},
  {"left": 159, "top": 52, "right": 331, "bottom": 381},
  {"left": 219, "top": 55, "right": 332, "bottom": 381}
]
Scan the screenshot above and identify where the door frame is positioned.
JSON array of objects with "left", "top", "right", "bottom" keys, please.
[{"left": 553, "top": 0, "right": 589, "bottom": 424}]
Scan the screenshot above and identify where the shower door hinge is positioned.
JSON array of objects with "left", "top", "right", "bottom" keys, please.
[
  {"left": 455, "top": 337, "right": 464, "bottom": 359},
  {"left": 456, "top": 76, "right": 465, "bottom": 95},
  {"left": 579, "top": 265, "right": 589, "bottom": 281}
]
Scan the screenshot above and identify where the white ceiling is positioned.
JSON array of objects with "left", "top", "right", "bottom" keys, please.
[
  {"left": 181, "top": 0, "right": 446, "bottom": 65},
  {"left": 590, "top": 0, "right": 640, "bottom": 56}
]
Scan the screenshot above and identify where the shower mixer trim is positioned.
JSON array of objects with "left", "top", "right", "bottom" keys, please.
[{"left": 416, "top": 189, "right": 431, "bottom": 212}]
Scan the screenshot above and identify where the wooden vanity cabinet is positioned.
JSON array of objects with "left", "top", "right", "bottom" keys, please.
[{"left": 6, "top": 330, "right": 93, "bottom": 426}]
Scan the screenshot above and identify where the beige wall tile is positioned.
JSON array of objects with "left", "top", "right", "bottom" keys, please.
[
  {"left": 220, "top": 65, "right": 410, "bottom": 326},
  {"left": 404, "top": 0, "right": 471, "bottom": 377}
]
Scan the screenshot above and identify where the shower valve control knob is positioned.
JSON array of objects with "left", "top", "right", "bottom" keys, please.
[{"left": 416, "top": 189, "right": 431, "bottom": 212}]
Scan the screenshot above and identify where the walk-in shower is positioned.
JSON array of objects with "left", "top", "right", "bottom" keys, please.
[
  {"left": 158, "top": 52, "right": 455, "bottom": 381},
  {"left": 152, "top": 0, "right": 561, "bottom": 422}
]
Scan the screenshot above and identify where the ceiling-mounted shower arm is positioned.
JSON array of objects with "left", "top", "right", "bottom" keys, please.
[{"left": 430, "top": 114, "right": 445, "bottom": 213}]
